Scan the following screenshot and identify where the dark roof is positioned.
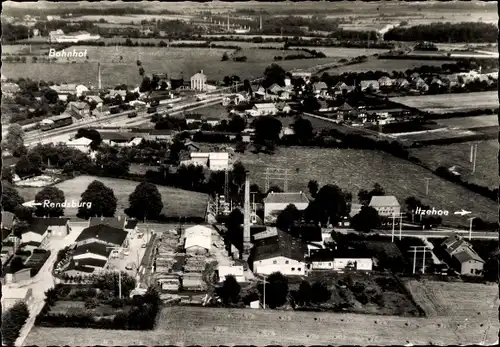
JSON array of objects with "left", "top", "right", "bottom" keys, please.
[
  {"left": 99, "top": 132, "right": 133, "bottom": 142},
  {"left": 75, "top": 225, "right": 128, "bottom": 246},
  {"left": 453, "top": 249, "right": 484, "bottom": 263},
  {"left": 65, "top": 264, "right": 95, "bottom": 273},
  {"left": 338, "top": 102, "right": 353, "bottom": 111},
  {"left": 73, "top": 242, "right": 112, "bottom": 258},
  {"left": 125, "top": 219, "right": 138, "bottom": 229},
  {"left": 20, "top": 241, "right": 42, "bottom": 247},
  {"left": 290, "top": 224, "right": 322, "bottom": 242},
  {"left": 28, "top": 218, "right": 69, "bottom": 235},
  {"left": 252, "top": 229, "right": 308, "bottom": 262},
  {"left": 1, "top": 211, "right": 15, "bottom": 230},
  {"left": 2, "top": 228, "right": 12, "bottom": 241},
  {"left": 308, "top": 249, "right": 335, "bottom": 262},
  {"left": 149, "top": 129, "right": 176, "bottom": 136},
  {"left": 333, "top": 247, "right": 372, "bottom": 259},
  {"left": 89, "top": 217, "right": 126, "bottom": 230},
  {"left": 74, "top": 258, "right": 107, "bottom": 268},
  {"left": 263, "top": 192, "right": 309, "bottom": 204}
]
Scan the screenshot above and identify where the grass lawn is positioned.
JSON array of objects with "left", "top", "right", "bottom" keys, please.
[
  {"left": 434, "top": 115, "right": 498, "bottom": 128},
  {"left": 232, "top": 48, "right": 314, "bottom": 62},
  {"left": 234, "top": 147, "right": 497, "bottom": 224},
  {"left": 323, "top": 59, "right": 456, "bottom": 74},
  {"left": 404, "top": 280, "right": 498, "bottom": 319},
  {"left": 24, "top": 305, "right": 499, "bottom": 345},
  {"left": 294, "top": 46, "right": 390, "bottom": 58},
  {"left": 410, "top": 139, "right": 498, "bottom": 190},
  {"left": 189, "top": 103, "right": 230, "bottom": 120},
  {"left": 390, "top": 91, "right": 498, "bottom": 114},
  {"left": 2, "top": 46, "right": 339, "bottom": 87},
  {"left": 16, "top": 175, "right": 208, "bottom": 218}
]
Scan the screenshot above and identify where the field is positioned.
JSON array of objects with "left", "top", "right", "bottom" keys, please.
[
  {"left": 232, "top": 48, "right": 314, "bottom": 62},
  {"left": 410, "top": 139, "right": 498, "bottom": 190},
  {"left": 234, "top": 147, "right": 497, "bottom": 224},
  {"left": 323, "top": 58, "right": 456, "bottom": 74},
  {"left": 390, "top": 91, "right": 498, "bottom": 114},
  {"left": 394, "top": 128, "right": 477, "bottom": 142},
  {"left": 435, "top": 114, "right": 498, "bottom": 128},
  {"left": 188, "top": 103, "right": 230, "bottom": 120},
  {"left": 15, "top": 175, "right": 208, "bottom": 218},
  {"left": 404, "top": 280, "right": 498, "bottom": 319},
  {"left": 25, "top": 304, "right": 499, "bottom": 345},
  {"left": 294, "top": 46, "right": 390, "bottom": 58},
  {"left": 2, "top": 46, "right": 339, "bottom": 87}
]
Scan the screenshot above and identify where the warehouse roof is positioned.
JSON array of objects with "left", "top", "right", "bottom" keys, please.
[
  {"left": 89, "top": 216, "right": 127, "bottom": 230},
  {"left": 263, "top": 192, "right": 309, "bottom": 205},
  {"left": 453, "top": 249, "right": 484, "bottom": 264},
  {"left": 28, "top": 218, "right": 69, "bottom": 235},
  {"left": 73, "top": 242, "right": 112, "bottom": 258},
  {"left": 252, "top": 229, "right": 308, "bottom": 262},
  {"left": 184, "top": 225, "right": 212, "bottom": 251},
  {"left": 369, "top": 195, "right": 400, "bottom": 207},
  {"left": 76, "top": 225, "right": 127, "bottom": 246}
]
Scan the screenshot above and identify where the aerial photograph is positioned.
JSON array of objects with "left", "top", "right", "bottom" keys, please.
[{"left": 0, "top": 0, "right": 498, "bottom": 345}]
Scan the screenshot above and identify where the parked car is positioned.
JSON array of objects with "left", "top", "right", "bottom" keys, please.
[{"left": 125, "top": 263, "right": 133, "bottom": 270}]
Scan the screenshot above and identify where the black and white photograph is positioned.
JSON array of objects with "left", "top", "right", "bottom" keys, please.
[{"left": 1, "top": 0, "right": 498, "bottom": 345}]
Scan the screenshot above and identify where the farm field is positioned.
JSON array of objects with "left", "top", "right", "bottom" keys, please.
[
  {"left": 233, "top": 147, "right": 497, "bottom": 224},
  {"left": 15, "top": 175, "right": 208, "bottom": 218},
  {"left": 394, "top": 128, "right": 477, "bottom": 141},
  {"left": 210, "top": 41, "right": 284, "bottom": 48},
  {"left": 232, "top": 48, "right": 314, "bottom": 62},
  {"left": 410, "top": 139, "right": 498, "bottom": 190},
  {"left": 404, "top": 280, "right": 498, "bottom": 319},
  {"left": 189, "top": 103, "right": 230, "bottom": 120},
  {"left": 24, "top": 305, "right": 499, "bottom": 346},
  {"left": 294, "top": 46, "right": 390, "bottom": 58},
  {"left": 2, "top": 47, "right": 339, "bottom": 87},
  {"left": 323, "top": 58, "right": 455, "bottom": 74},
  {"left": 390, "top": 91, "right": 498, "bottom": 114},
  {"left": 434, "top": 115, "right": 498, "bottom": 128}
]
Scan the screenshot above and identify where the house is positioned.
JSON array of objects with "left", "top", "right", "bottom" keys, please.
[
  {"left": 312, "top": 81, "right": 328, "bottom": 95},
  {"left": 430, "top": 77, "right": 444, "bottom": 86},
  {"left": 276, "top": 101, "right": 292, "bottom": 114},
  {"left": 1, "top": 288, "right": 33, "bottom": 311},
  {"left": 318, "top": 100, "right": 333, "bottom": 113},
  {"left": 368, "top": 196, "right": 401, "bottom": 217},
  {"left": 378, "top": 76, "right": 394, "bottom": 88},
  {"left": 1, "top": 82, "right": 21, "bottom": 97},
  {"left": 395, "top": 78, "right": 410, "bottom": 89},
  {"left": 99, "top": 132, "right": 135, "bottom": 146},
  {"left": 156, "top": 274, "right": 181, "bottom": 291},
  {"left": 451, "top": 248, "right": 484, "bottom": 276},
  {"left": 279, "top": 126, "right": 295, "bottom": 138},
  {"left": 147, "top": 129, "right": 177, "bottom": 142},
  {"left": 412, "top": 78, "right": 429, "bottom": 91},
  {"left": 105, "top": 89, "right": 127, "bottom": 100},
  {"left": 86, "top": 95, "right": 103, "bottom": 107},
  {"left": 50, "top": 84, "right": 89, "bottom": 100},
  {"left": 222, "top": 94, "right": 246, "bottom": 106},
  {"left": 72, "top": 242, "right": 111, "bottom": 264},
  {"left": 66, "top": 137, "right": 93, "bottom": 153},
  {"left": 251, "top": 228, "right": 308, "bottom": 276},
  {"left": 22, "top": 218, "right": 70, "bottom": 245},
  {"left": 205, "top": 118, "right": 220, "bottom": 127},
  {"left": 331, "top": 248, "right": 373, "bottom": 271},
  {"left": 291, "top": 71, "right": 312, "bottom": 82},
  {"left": 75, "top": 225, "right": 128, "bottom": 248},
  {"left": 360, "top": 80, "right": 380, "bottom": 92},
  {"left": 333, "top": 82, "right": 354, "bottom": 95},
  {"left": 349, "top": 203, "right": 363, "bottom": 217},
  {"left": 189, "top": 152, "right": 229, "bottom": 171},
  {"left": 67, "top": 101, "right": 91, "bottom": 119},
  {"left": 268, "top": 83, "right": 283, "bottom": 95},
  {"left": 182, "top": 273, "right": 204, "bottom": 290},
  {"left": 306, "top": 249, "right": 336, "bottom": 270},
  {"left": 336, "top": 102, "right": 357, "bottom": 122},
  {"left": 184, "top": 225, "right": 212, "bottom": 255},
  {"left": 247, "top": 103, "right": 278, "bottom": 116},
  {"left": 218, "top": 265, "right": 245, "bottom": 282},
  {"left": 1, "top": 211, "right": 15, "bottom": 231},
  {"left": 191, "top": 70, "right": 208, "bottom": 91},
  {"left": 253, "top": 227, "right": 279, "bottom": 242},
  {"left": 263, "top": 192, "right": 310, "bottom": 222},
  {"left": 410, "top": 72, "right": 420, "bottom": 80},
  {"left": 186, "top": 114, "right": 203, "bottom": 124}
]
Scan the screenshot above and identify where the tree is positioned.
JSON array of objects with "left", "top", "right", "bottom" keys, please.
[
  {"left": 77, "top": 180, "right": 118, "bottom": 219},
  {"left": 43, "top": 88, "right": 59, "bottom": 104},
  {"left": 311, "top": 281, "right": 331, "bottom": 303},
  {"left": 302, "top": 96, "right": 321, "bottom": 112},
  {"left": 13, "top": 206, "right": 34, "bottom": 223},
  {"left": 253, "top": 116, "right": 282, "bottom": 144},
  {"left": 228, "top": 115, "right": 246, "bottom": 133},
  {"left": 351, "top": 206, "right": 381, "bottom": 232},
  {"left": 297, "top": 280, "right": 312, "bottom": 305},
  {"left": 3, "top": 124, "right": 24, "bottom": 156},
  {"left": 2, "top": 166, "right": 14, "bottom": 184},
  {"left": 243, "top": 79, "right": 252, "bottom": 95},
  {"left": 263, "top": 64, "right": 287, "bottom": 88},
  {"left": 307, "top": 180, "right": 319, "bottom": 199},
  {"left": 1, "top": 185, "right": 24, "bottom": 212},
  {"left": 8, "top": 257, "right": 25, "bottom": 273},
  {"left": 1, "top": 301, "right": 29, "bottom": 346},
  {"left": 358, "top": 189, "right": 371, "bottom": 205},
  {"left": 369, "top": 183, "right": 385, "bottom": 197},
  {"left": 305, "top": 184, "right": 350, "bottom": 227},
  {"left": 34, "top": 186, "right": 65, "bottom": 217},
  {"left": 125, "top": 182, "right": 164, "bottom": 220},
  {"left": 260, "top": 272, "right": 289, "bottom": 309},
  {"left": 276, "top": 204, "right": 301, "bottom": 232},
  {"left": 291, "top": 117, "right": 314, "bottom": 144},
  {"left": 15, "top": 155, "right": 41, "bottom": 179},
  {"left": 221, "top": 52, "right": 229, "bottom": 61},
  {"left": 217, "top": 275, "right": 241, "bottom": 305}
]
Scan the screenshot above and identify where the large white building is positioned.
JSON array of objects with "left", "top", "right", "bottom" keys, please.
[
  {"left": 246, "top": 103, "right": 278, "bottom": 117},
  {"left": 190, "top": 70, "right": 208, "bottom": 91},
  {"left": 307, "top": 249, "right": 373, "bottom": 271},
  {"left": 218, "top": 265, "right": 245, "bottom": 282},
  {"left": 49, "top": 30, "right": 100, "bottom": 43},
  {"left": 263, "top": 192, "right": 310, "bottom": 223},
  {"left": 368, "top": 196, "right": 401, "bottom": 217},
  {"left": 189, "top": 152, "right": 230, "bottom": 171},
  {"left": 184, "top": 225, "right": 212, "bottom": 255}
]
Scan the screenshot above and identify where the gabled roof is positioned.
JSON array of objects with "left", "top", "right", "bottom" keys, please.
[
  {"left": 313, "top": 81, "right": 328, "bottom": 91},
  {"left": 65, "top": 264, "right": 95, "bottom": 273},
  {"left": 74, "top": 258, "right": 108, "bottom": 268},
  {"left": 69, "top": 101, "right": 89, "bottom": 109},
  {"left": 67, "top": 137, "right": 93, "bottom": 146},
  {"left": 99, "top": 132, "right": 133, "bottom": 142},
  {"left": 369, "top": 195, "right": 400, "bottom": 207},
  {"left": 252, "top": 228, "right": 308, "bottom": 262},
  {"left": 253, "top": 103, "right": 277, "bottom": 109},
  {"left": 125, "top": 219, "right": 138, "bottom": 229},
  {"left": 308, "top": 249, "right": 335, "bottom": 262},
  {"left": 453, "top": 248, "right": 484, "bottom": 263},
  {"left": 337, "top": 102, "right": 353, "bottom": 112},
  {"left": 184, "top": 225, "right": 212, "bottom": 250},
  {"left": 28, "top": 218, "right": 69, "bottom": 235},
  {"left": 89, "top": 217, "right": 126, "bottom": 230},
  {"left": 75, "top": 225, "right": 128, "bottom": 246},
  {"left": 1, "top": 211, "right": 15, "bottom": 230},
  {"left": 73, "top": 242, "right": 112, "bottom": 258},
  {"left": 263, "top": 192, "right": 309, "bottom": 205}
]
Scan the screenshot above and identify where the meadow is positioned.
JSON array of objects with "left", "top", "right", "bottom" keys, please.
[
  {"left": 16, "top": 175, "right": 208, "bottom": 218},
  {"left": 323, "top": 58, "right": 455, "bottom": 74},
  {"left": 24, "top": 305, "right": 499, "bottom": 345},
  {"left": 2, "top": 46, "right": 339, "bottom": 87},
  {"left": 390, "top": 91, "right": 498, "bottom": 114},
  {"left": 434, "top": 115, "right": 498, "bottom": 128},
  {"left": 294, "top": 46, "right": 390, "bottom": 58},
  {"left": 410, "top": 139, "right": 498, "bottom": 190},
  {"left": 234, "top": 147, "right": 497, "bottom": 224}
]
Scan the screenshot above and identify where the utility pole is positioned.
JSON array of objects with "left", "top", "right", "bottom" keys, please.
[
  {"left": 424, "top": 178, "right": 431, "bottom": 195},
  {"left": 470, "top": 143, "right": 478, "bottom": 174},
  {"left": 408, "top": 246, "right": 428, "bottom": 274},
  {"left": 468, "top": 217, "right": 476, "bottom": 241},
  {"left": 391, "top": 213, "right": 404, "bottom": 242},
  {"left": 262, "top": 275, "right": 267, "bottom": 309}
]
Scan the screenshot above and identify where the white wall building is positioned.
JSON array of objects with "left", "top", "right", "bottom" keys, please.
[
  {"left": 368, "top": 195, "right": 401, "bottom": 217},
  {"left": 191, "top": 70, "right": 208, "bottom": 91},
  {"left": 254, "top": 255, "right": 307, "bottom": 276},
  {"left": 189, "top": 152, "right": 229, "bottom": 171},
  {"left": 66, "top": 137, "right": 93, "bottom": 154},
  {"left": 218, "top": 265, "right": 245, "bottom": 282},
  {"left": 184, "top": 225, "right": 212, "bottom": 255},
  {"left": 246, "top": 103, "right": 278, "bottom": 116}
]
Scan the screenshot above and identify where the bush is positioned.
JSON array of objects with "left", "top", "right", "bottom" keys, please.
[
  {"left": 2, "top": 302, "right": 30, "bottom": 346},
  {"left": 84, "top": 297, "right": 100, "bottom": 309}
]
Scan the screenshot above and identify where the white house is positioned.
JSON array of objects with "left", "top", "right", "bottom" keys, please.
[
  {"left": 72, "top": 242, "right": 111, "bottom": 263},
  {"left": 252, "top": 229, "right": 308, "bottom": 276},
  {"left": 360, "top": 80, "right": 380, "bottom": 92},
  {"left": 50, "top": 84, "right": 89, "bottom": 100},
  {"left": 218, "top": 265, "right": 245, "bottom": 283},
  {"left": 22, "top": 218, "right": 70, "bottom": 246},
  {"left": 333, "top": 255, "right": 373, "bottom": 271},
  {"left": 191, "top": 70, "right": 208, "bottom": 91},
  {"left": 263, "top": 192, "right": 310, "bottom": 222},
  {"left": 246, "top": 103, "right": 278, "bottom": 117},
  {"left": 66, "top": 137, "right": 93, "bottom": 153},
  {"left": 307, "top": 248, "right": 373, "bottom": 271},
  {"left": 184, "top": 225, "right": 212, "bottom": 255},
  {"left": 368, "top": 195, "right": 401, "bottom": 217},
  {"left": 189, "top": 152, "right": 229, "bottom": 171}
]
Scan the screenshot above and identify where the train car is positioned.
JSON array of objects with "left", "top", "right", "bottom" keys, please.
[
  {"left": 127, "top": 111, "right": 138, "bottom": 118},
  {"left": 40, "top": 114, "right": 73, "bottom": 131}
]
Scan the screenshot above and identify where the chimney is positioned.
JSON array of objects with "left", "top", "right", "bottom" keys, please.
[
  {"left": 242, "top": 172, "right": 252, "bottom": 260},
  {"left": 118, "top": 216, "right": 121, "bottom": 221},
  {"left": 98, "top": 62, "right": 101, "bottom": 90}
]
